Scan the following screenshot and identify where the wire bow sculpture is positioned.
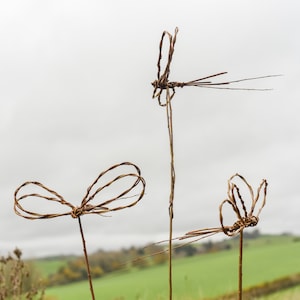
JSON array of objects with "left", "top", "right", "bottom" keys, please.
[
  {"left": 152, "top": 27, "right": 279, "bottom": 106},
  {"left": 14, "top": 162, "right": 145, "bottom": 220},
  {"left": 14, "top": 161, "right": 146, "bottom": 300},
  {"left": 180, "top": 174, "right": 267, "bottom": 241}
]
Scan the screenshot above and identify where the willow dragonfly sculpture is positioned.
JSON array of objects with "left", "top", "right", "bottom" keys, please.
[
  {"left": 181, "top": 174, "right": 267, "bottom": 241},
  {"left": 151, "top": 27, "right": 275, "bottom": 300},
  {"left": 180, "top": 174, "right": 267, "bottom": 300},
  {"left": 152, "top": 27, "right": 278, "bottom": 107},
  {"left": 14, "top": 162, "right": 146, "bottom": 300}
]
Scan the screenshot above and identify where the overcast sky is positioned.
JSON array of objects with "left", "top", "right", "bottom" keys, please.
[{"left": 1, "top": 0, "right": 299, "bottom": 258}]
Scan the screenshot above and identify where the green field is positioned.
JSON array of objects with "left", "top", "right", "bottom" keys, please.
[{"left": 41, "top": 235, "right": 300, "bottom": 299}]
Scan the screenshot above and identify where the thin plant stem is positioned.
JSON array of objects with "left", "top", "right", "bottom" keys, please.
[
  {"left": 166, "top": 89, "right": 175, "bottom": 300},
  {"left": 78, "top": 216, "right": 96, "bottom": 300},
  {"left": 238, "top": 229, "right": 244, "bottom": 300}
]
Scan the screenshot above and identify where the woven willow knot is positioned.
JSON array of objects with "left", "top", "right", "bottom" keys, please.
[
  {"left": 231, "top": 216, "right": 259, "bottom": 233},
  {"left": 71, "top": 207, "right": 84, "bottom": 218},
  {"left": 246, "top": 215, "right": 259, "bottom": 227}
]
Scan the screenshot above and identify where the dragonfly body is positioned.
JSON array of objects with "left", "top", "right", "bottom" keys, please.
[{"left": 181, "top": 215, "right": 259, "bottom": 241}]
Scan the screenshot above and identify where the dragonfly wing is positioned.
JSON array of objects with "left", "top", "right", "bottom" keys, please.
[
  {"left": 157, "top": 28, "right": 178, "bottom": 81},
  {"left": 250, "top": 179, "right": 268, "bottom": 217},
  {"left": 180, "top": 227, "right": 223, "bottom": 240}
]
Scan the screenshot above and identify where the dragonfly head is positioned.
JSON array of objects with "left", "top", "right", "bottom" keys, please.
[{"left": 151, "top": 80, "right": 158, "bottom": 88}]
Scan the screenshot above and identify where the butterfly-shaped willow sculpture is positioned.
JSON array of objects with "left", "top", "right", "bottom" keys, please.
[
  {"left": 14, "top": 161, "right": 146, "bottom": 300},
  {"left": 152, "top": 27, "right": 279, "bottom": 106}
]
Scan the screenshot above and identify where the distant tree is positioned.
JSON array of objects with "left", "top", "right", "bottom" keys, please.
[
  {"left": 110, "top": 259, "right": 124, "bottom": 272},
  {"left": 223, "top": 243, "right": 232, "bottom": 251},
  {"left": 68, "top": 258, "right": 87, "bottom": 279},
  {"left": 144, "top": 244, "right": 164, "bottom": 256},
  {"left": 174, "top": 244, "right": 197, "bottom": 257},
  {"left": 244, "top": 229, "right": 260, "bottom": 239},
  {"left": 202, "top": 240, "right": 214, "bottom": 252},
  {"left": 62, "top": 266, "right": 81, "bottom": 281},
  {"left": 132, "top": 256, "right": 149, "bottom": 269},
  {"left": 94, "top": 252, "right": 125, "bottom": 273},
  {"left": 152, "top": 252, "right": 168, "bottom": 265},
  {"left": 90, "top": 265, "right": 104, "bottom": 277}
]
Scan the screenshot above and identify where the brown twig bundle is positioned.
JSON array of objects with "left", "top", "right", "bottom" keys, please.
[{"left": 14, "top": 161, "right": 146, "bottom": 300}]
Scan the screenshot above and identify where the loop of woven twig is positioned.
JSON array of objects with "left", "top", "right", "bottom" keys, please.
[
  {"left": 151, "top": 27, "right": 178, "bottom": 106},
  {"left": 14, "top": 162, "right": 146, "bottom": 220},
  {"left": 180, "top": 174, "right": 267, "bottom": 240},
  {"left": 151, "top": 27, "right": 279, "bottom": 106}
]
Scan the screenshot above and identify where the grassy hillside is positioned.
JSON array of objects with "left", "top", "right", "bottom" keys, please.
[{"left": 42, "top": 234, "right": 300, "bottom": 299}]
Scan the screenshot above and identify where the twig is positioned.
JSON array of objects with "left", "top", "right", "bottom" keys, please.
[
  {"left": 78, "top": 216, "right": 95, "bottom": 300},
  {"left": 166, "top": 87, "right": 175, "bottom": 300},
  {"left": 239, "top": 229, "right": 244, "bottom": 300}
]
